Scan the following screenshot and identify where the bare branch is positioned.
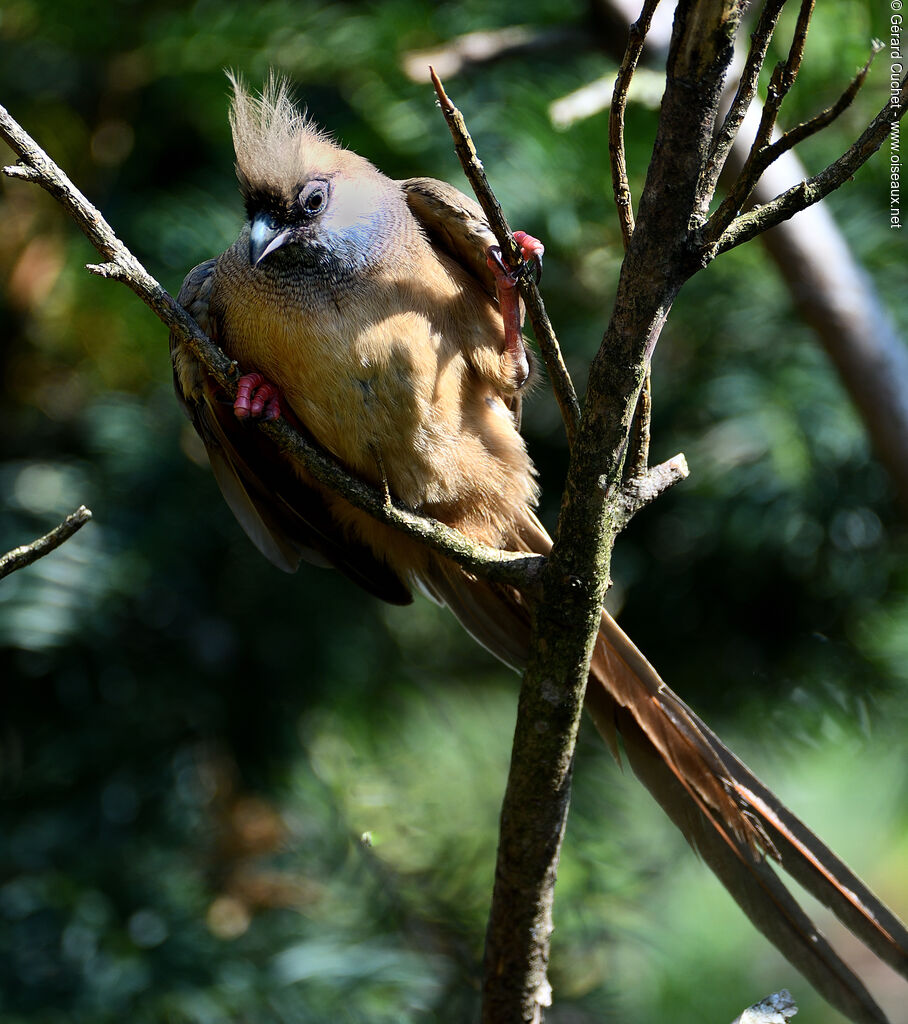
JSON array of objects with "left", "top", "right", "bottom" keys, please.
[
  {"left": 780, "top": 0, "right": 816, "bottom": 95},
  {"left": 712, "top": 77, "right": 906, "bottom": 254},
  {"left": 709, "top": 37, "right": 883, "bottom": 235},
  {"left": 613, "top": 453, "right": 689, "bottom": 531},
  {"left": 0, "top": 506, "right": 92, "bottom": 582},
  {"left": 710, "top": 0, "right": 815, "bottom": 231},
  {"left": 0, "top": 102, "right": 542, "bottom": 591},
  {"left": 627, "top": 369, "right": 653, "bottom": 482},
  {"left": 759, "top": 43, "right": 883, "bottom": 168},
  {"left": 609, "top": 0, "right": 662, "bottom": 249},
  {"left": 2, "top": 162, "right": 41, "bottom": 182},
  {"left": 429, "top": 67, "right": 582, "bottom": 448},
  {"left": 86, "top": 261, "right": 127, "bottom": 279},
  {"left": 700, "top": 0, "right": 788, "bottom": 210}
]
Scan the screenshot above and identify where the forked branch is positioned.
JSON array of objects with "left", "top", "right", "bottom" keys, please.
[
  {"left": 700, "top": 0, "right": 788, "bottom": 207},
  {"left": 711, "top": 77, "right": 906, "bottom": 253},
  {"left": 710, "top": 33, "right": 887, "bottom": 237}
]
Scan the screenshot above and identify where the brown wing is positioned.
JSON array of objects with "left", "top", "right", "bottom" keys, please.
[
  {"left": 400, "top": 176, "right": 529, "bottom": 424},
  {"left": 400, "top": 177, "right": 499, "bottom": 297},
  {"left": 170, "top": 259, "right": 413, "bottom": 605}
]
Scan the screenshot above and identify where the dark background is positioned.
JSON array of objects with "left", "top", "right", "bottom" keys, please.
[{"left": 1, "top": 1, "right": 906, "bottom": 1021}]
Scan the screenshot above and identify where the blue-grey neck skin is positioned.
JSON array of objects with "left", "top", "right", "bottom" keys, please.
[{"left": 243, "top": 178, "right": 408, "bottom": 286}]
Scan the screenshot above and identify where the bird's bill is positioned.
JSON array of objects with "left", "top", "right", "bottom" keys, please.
[{"left": 249, "top": 214, "right": 293, "bottom": 266}]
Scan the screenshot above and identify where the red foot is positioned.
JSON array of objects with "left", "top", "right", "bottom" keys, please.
[
  {"left": 485, "top": 229, "right": 545, "bottom": 387},
  {"left": 234, "top": 371, "right": 282, "bottom": 421}
]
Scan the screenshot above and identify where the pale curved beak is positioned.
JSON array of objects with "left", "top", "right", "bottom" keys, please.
[{"left": 249, "top": 214, "right": 292, "bottom": 266}]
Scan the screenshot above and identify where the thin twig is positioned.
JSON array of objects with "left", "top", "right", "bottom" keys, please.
[
  {"left": 712, "top": 76, "right": 906, "bottom": 254},
  {"left": 609, "top": 0, "right": 661, "bottom": 485},
  {"left": 710, "top": 0, "right": 816, "bottom": 232},
  {"left": 758, "top": 43, "right": 883, "bottom": 168},
  {"left": 0, "top": 506, "right": 92, "bottom": 581},
  {"left": 700, "top": 0, "right": 788, "bottom": 211},
  {"left": 708, "top": 37, "right": 883, "bottom": 237},
  {"left": 429, "top": 67, "right": 582, "bottom": 448},
  {"left": 778, "top": 0, "right": 816, "bottom": 96},
  {"left": 609, "top": 0, "right": 662, "bottom": 249},
  {"left": 0, "top": 103, "right": 543, "bottom": 591},
  {"left": 626, "top": 368, "right": 653, "bottom": 481}
]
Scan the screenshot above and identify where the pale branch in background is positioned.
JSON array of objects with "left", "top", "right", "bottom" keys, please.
[
  {"left": 0, "top": 506, "right": 92, "bottom": 582},
  {"left": 402, "top": 24, "right": 589, "bottom": 82}
]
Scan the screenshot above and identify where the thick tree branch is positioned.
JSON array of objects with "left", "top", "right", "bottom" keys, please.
[
  {"left": 481, "top": 0, "right": 744, "bottom": 1019},
  {"left": 0, "top": 506, "right": 92, "bottom": 581},
  {"left": 0, "top": 103, "right": 543, "bottom": 591}
]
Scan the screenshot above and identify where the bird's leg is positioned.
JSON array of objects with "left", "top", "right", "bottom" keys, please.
[
  {"left": 233, "top": 371, "right": 283, "bottom": 421},
  {"left": 486, "top": 231, "right": 545, "bottom": 389}
]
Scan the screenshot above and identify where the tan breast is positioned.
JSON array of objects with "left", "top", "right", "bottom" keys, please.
[{"left": 210, "top": 232, "right": 538, "bottom": 547}]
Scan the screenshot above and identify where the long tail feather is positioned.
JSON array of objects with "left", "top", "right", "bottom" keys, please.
[
  {"left": 419, "top": 507, "right": 908, "bottom": 1024},
  {"left": 589, "top": 612, "right": 907, "bottom": 1024},
  {"left": 612, "top": 702, "right": 889, "bottom": 1024}
]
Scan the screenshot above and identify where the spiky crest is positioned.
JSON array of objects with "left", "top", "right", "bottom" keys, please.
[{"left": 226, "top": 71, "right": 338, "bottom": 202}]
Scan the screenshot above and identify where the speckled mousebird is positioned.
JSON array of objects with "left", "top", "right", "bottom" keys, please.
[{"left": 171, "top": 76, "right": 908, "bottom": 1024}]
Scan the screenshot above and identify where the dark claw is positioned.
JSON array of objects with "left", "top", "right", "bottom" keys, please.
[
  {"left": 486, "top": 245, "right": 516, "bottom": 284},
  {"left": 529, "top": 251, "right": 543, "bottom": 284}
]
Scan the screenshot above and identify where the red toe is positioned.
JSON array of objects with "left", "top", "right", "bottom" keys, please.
[
  {"left": 234, "top": 372, "right": 283, "bottom": 421},
  {"left": 513, "top": 230, "right": 545, "bottom": 263}
]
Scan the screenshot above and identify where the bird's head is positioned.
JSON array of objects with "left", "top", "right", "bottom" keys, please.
[{"left": 227, "top": 73, "right": 405, "bottom": 278}]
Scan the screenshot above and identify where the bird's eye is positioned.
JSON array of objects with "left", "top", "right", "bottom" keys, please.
[{"left": 299, "top": 180, "right": 328, "bottom": 215}]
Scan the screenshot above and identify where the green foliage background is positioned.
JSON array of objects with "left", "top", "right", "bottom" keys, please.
[{"left": 0, "top": 1, "right": 906, "bottom": 1022}]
